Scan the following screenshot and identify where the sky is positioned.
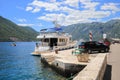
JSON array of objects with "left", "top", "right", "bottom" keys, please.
[{"left": 0, "top": 0, "right": 120, "bottom": 31}]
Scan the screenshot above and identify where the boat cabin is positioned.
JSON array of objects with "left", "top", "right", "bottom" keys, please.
[{"left": 37, "top": 31, "right": 72, "bottom": 49}]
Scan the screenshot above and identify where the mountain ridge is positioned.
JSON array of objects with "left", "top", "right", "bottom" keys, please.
[
  {"left": 64, "top": 19, "right": 120, "bottom": 41},
  {"left": 0, "top": 16, "right": 38, "bottom": 42}
]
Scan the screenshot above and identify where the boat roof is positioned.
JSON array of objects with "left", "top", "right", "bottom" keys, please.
[
  {"left": 37, "top": 32, "right": 71, "bottom": 39},
  {"left": 40, "top": 27, "right": 64, "bottom": 33}
]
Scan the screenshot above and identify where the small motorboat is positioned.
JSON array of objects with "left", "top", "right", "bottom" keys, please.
[{"left": 11, "top": 43, "right": 16, "bottom": 46}]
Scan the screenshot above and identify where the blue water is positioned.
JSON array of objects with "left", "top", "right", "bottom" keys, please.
[{"left": 0, "top": 42, "right": 66, "bottom": 80}]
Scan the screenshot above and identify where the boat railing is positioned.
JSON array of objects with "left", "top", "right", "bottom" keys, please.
[
  {"left": 53, "top": 41, "right": 77, "bottom": 50},
  {"left": 38, "top": 32, "right": 71, "bottom": 37},
  {"left": 36, "top": 42, "right": 49, "bottom": 47},
  {"left": 35, "top": 46, "right": 50, "bottom": 52},
  {"left": 57, "top": 42, "right": 66, "bottom": 46},
  {"left": 35, "top": 42, "right": 50, "bottom": 52}
]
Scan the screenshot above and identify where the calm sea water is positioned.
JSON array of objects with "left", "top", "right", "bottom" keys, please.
[{"left": 0, "top": 42, "right": 66, "bottom": 80}]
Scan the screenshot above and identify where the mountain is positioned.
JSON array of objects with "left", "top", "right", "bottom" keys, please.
[
  {"left": 0, "top": 16, "right": 38, "bottom": 42},
  {"left": 64, "top": 20, "right": 120, "bottom": 41},
  {"left": 1, "top": 16, "right": 120, "bottom": 42}
]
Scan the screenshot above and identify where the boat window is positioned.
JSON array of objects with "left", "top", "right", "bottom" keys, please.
[{"left": 59, "top": 39, "right": 66, "bottom": 42}]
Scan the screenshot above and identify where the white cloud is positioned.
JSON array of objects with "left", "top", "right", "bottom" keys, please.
[
  {"left": 25, "top": 0, "right": 120, "bottom": 26},
  {"left": 26, "top": 6, "right": 33, "bottom": 11},
  {"left": 64, "top": 0, "right": 79, "bottom": 8},
  {"left": 38, "top": 8, "right": 111, "bottom": 26},
  {"left": 38, "top": 13, "right": 66, "bottom": 22},
  {"left": 32, "top": 7, "right": 41, "bottom": 13},
  {"left": 18, "top": 23, "right": 43, "bottom": 27},
  {"left": 80, "top": 0, "right": 99, "bottom": 10},
  {"left": 50, "top": 0, "right": 56, "bottom": 2},
  {"left": 18, "top": 23, "right": 34, "bottom": 26},
  {"left": 101, "top": 3, "right": 120, "bottom": 13},
  {"left": 80, "top": 10, "right": 110, "bottom": 19},
  {"left": 82, "top": 2, "right": 99, "bottom": 10},
  {"left": 60, "top": 6, "right": 79, "bottom": 14},
  {"left": 18, "top": 18, "right": 27, "bottom": 22},
  {"left": 27, "top": 0, "right": 59, "bottom": 12}
]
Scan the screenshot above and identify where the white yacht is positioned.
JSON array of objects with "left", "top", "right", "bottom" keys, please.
[{"left": 32, "top": 27, "right": 77, "bottom": 56}]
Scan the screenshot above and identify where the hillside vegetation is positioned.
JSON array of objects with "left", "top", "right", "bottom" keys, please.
[
  {"left": 0, "top": 16, "right": 38, "bottom": 42},
  {"left": 64, "top": 20, "right": 120, "bottom": 41}
]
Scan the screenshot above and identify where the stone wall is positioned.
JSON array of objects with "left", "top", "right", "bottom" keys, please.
[{"left": 73, "top": 54, "right": 107, "bottom": 80}]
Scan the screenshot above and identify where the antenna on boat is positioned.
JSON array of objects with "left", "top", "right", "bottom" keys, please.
[{"left": 52, "top": 20, "right": 61, "bottom": 28}]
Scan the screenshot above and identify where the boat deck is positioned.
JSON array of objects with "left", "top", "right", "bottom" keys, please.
[{"left": 32, "top": 41, "right": 77, "bottom": 56}]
